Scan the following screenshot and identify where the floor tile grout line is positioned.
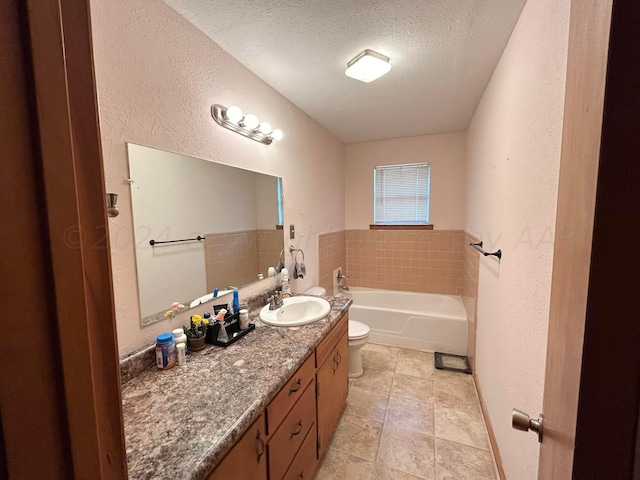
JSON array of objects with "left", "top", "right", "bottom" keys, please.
[
  {"left": 434, "top": 434, "right": 491, "bottom": 452},
  {"left": 373, "top": 370, "right": 393, "bottom": 464}
]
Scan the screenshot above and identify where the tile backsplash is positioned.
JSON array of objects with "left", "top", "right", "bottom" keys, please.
[
  {"left": 318, "top": 231, "right": 346, "bottom": 295},
  {"left": 204, "top": 229, "right": 282, "bottom": 291}
]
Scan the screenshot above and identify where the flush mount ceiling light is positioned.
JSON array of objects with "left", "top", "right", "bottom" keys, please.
[
  {"left": 345, "top": 49, "right": 392, "bottom": 83},
  {"left": 211, "top": 104, "right": 283, "bottom": 145}
]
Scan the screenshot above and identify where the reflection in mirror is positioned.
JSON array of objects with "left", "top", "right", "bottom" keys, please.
[{"left": 127, "top": 144, "right": 284, "bottom": 326}]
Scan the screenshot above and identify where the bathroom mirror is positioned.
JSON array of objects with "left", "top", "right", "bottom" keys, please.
[{"left": 127, "top": 143, "right": 284, "bottom": 325}]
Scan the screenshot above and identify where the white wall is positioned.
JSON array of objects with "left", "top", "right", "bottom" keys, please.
[
  {"left": 91, "top": 0, "right": 345, "bottom": 356},
  {"left": 345, "top": 132, "right": 467, "bottom": 230},
  {"left": 466, "top": 0, "right": 570, "bottom": 478}
]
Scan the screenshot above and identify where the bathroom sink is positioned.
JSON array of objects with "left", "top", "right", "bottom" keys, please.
[{"left": 259, "top": 296, "right": 331, "bottom": 327}]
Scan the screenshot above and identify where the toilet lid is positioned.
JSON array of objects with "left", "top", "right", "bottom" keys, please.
[{"left": 349, "top": 320, "right": 370, "bottom": 339}]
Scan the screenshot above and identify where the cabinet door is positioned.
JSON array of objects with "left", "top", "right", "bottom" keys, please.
[
  {"left": 206, "top": 414, "right": 267, "bottom": 480},
  {"left": 316, "top": 331, "right": 349, "bottom": 460},
  {"left": 268, "top": 382, "right": 316, "bottom": 480},
  {"left": 283, "top": 424, "right": 318, "bottom": 480}
]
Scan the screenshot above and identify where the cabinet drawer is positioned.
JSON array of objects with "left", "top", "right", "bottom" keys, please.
[
  {"left": 283, "top": 424, "right": 318, "bottom": 480},
  {"left": 315, "top": 312, "right": 348, "bottom": 368},
  {"left": 266, "top": 352, "right": 315, "bottom": 435},
  {"left": 268, "top": 382, "right": 316, "bottom": 480},
  {"left": 206, "top": 414, "right": 267, "bottom": 480}
]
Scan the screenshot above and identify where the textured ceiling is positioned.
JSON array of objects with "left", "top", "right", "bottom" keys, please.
[{"left": 163, "top": 0, "right": 526, "bottom": 143}]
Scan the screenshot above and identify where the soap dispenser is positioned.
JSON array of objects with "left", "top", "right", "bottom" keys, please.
[{"left": 281, "top": 274, "right": 292, "bottom": 298}]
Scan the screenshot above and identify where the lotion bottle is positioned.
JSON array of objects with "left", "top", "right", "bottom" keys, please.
[{"left": 282, "top": 275, "right": 292, "bottom": 298}]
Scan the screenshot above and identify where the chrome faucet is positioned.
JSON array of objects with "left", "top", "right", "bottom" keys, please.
[
  {"left": 268, "top": 291, "right": 284, "bottom": 310},
  {"left": 336, "top": 270, "right": 350, "bottom": 292}
]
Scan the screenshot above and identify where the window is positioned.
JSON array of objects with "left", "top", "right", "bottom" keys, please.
[
  {"left": 277, "top": 177, "right": 284, "bottom": 226},
  {"left": 374, "top": 163, "right": 430, "bottom": 225}
]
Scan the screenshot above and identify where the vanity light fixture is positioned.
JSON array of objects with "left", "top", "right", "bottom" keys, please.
[
  {"left": 345, "top": 49, "right": 392, "bottom": 83},
  {"left": 224, "top": 105, "right": 243, "bottom": 123},
  {"left": 211, "top": 104, "right": 283, "bottom": 145}
]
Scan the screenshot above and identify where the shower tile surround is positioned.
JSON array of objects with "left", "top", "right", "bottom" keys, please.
[
  {"left": 319, "top": 230, "right": 465, "bottom": 296},
  {"left": 318, "top": 231, "right": 347, "bottom": 294},
  {"left": 315, "top": 343, "right": 498, "bottom": 479}
]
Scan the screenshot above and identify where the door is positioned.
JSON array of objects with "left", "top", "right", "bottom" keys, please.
[
  {"left": 0, "top": 0, "right": 126, "bottom": 478},
  {"left": 526, "top": 1, "right": 640, "bottom": 478}
]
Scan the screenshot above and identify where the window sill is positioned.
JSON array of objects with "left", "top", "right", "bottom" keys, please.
[{"left": 369, "top": 224, "right": 434, "bottom": 230}]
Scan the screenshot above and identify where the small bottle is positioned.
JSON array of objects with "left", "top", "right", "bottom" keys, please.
[
  {"left": 172, "top": 328, "right": 187, "bottom": 348},
  {"left": 216, "top": 309, "right": 228, "bottom": 342},
  {"left": 155, "top": 333, "right": 176, "bottom": 369},
  {"left": 281, "top": 275, "right": 292, "bottom": 298},
  {"left": 232, "top": 289, "right": 240, "bottom": 315},
  {"left": 176, "top": 343, "right": 186, "bottom": 366},
  {"left": 239, "top": 309, "right": 249, "bottom": 329}
]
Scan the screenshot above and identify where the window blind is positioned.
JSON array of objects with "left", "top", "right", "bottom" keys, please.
[{"left": 374, "top": 163, "right": 430, "bottom": 224}]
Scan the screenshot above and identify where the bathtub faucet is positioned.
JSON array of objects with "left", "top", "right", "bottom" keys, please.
[{"left": 337, "top": 270, "right": 350, "bottom": 292}]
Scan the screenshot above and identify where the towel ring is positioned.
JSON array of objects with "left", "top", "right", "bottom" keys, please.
[{"left": 295, "top": 249, "right": 305, "bottom": 263}]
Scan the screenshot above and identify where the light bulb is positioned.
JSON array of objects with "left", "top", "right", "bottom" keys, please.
[
  {"left": 270, "top": 129, "right": 283, "bottom": 141},
  {"left": 258, "top": 122, "right": 272, "bottom": 135},
  {"left": 242, "top": 114, "right": 259, "bottom": 129},
  {"left": 224, "top": 105, "right": 243, "bottom": 123}
]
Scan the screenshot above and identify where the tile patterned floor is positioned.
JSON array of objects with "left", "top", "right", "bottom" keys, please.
[{"left": 315, "top": 343, "right": 498, "bottom": 480}]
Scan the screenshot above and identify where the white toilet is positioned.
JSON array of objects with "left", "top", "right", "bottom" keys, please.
[
  {"left": 348, "top": 320, "right": 370, "bottom": 378},
  {"left": 303, "top": 286, "right": 370, "bottom": 378}
]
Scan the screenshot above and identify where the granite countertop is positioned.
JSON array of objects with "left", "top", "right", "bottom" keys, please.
[{"left": 121, "top": 294, "right": 351, "bottom": 480}]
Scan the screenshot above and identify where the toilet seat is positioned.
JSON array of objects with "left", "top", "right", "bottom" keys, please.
[{"left": 349, "top": 320, "right": 370, "bottom": 340}]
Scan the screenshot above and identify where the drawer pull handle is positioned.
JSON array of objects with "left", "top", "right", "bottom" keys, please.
[
  {"left": 256, "top": 430, "right": 265, "bottom": 462},
  {"left": 291, "top": 420, "right": 303, "bottom": 437},
  {"left": 288, "top": 378, "right": 302, "bottom": 395},
  {"left": 336, "top": 350, "right": 342, "bottom": 364}
]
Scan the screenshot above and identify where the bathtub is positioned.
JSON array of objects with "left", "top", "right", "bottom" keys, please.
[{"left": 343, "top": 287, "right": 468, "bottom": 355}]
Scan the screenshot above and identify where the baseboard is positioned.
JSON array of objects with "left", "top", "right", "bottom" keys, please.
[{"left": 473, "top": 373, "right": 506, "bottom": 480}]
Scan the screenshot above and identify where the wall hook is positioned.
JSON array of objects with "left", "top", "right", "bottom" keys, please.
[{"left": 106, "top": 193, "right": 119, "bottom": 217}]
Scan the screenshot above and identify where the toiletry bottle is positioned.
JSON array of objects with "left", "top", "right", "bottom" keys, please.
[
  {"left": 239, "top": 309, "right": 249, "bottom": 329},
  {"left": 216, "top": 309, "right": 229, "bottom": 342},
  {"left": 176, "top": 343, "right": 186, "bottom": 366},
  {"left": 172, "top": 328, "right": 187, "bottom": 350},
  {"left": 282, "top": 275, "right": 292, "bottom": 298},
  {"left": 232, "top": 289, "right": 240, "bottom": 315},
  {"left": 155, "top": 333, "right": 176, "bottom": 369}
]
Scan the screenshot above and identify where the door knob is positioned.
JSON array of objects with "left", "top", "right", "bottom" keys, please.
[{"left": 512, "top": 409, "right": 543, "bottom": 443}]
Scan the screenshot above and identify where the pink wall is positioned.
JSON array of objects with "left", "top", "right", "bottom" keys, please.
[
  {"left": 345, "top": 131, "right": 467, "bottom": 230},
  {"left": 466, "top": 0, "right": 570, "bottom": 477},
  {"left": 90, "top": 0, "right": 345, "bottom": 356}
]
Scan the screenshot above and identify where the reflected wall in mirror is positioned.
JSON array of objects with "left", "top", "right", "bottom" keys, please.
[{"left": 127, "top": 143, "right": 284, "bottom": 326}]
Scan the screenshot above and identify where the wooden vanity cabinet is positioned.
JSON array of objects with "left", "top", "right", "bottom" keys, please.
[
  {"left": 207, "top": 310, "right": 349, "bottom": 480},
  {"left": 316, "top": 323, "right": 349, "bottom": 460},
  {"left": 206, "top": 413, "right": 267, "bottom": 480}
]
